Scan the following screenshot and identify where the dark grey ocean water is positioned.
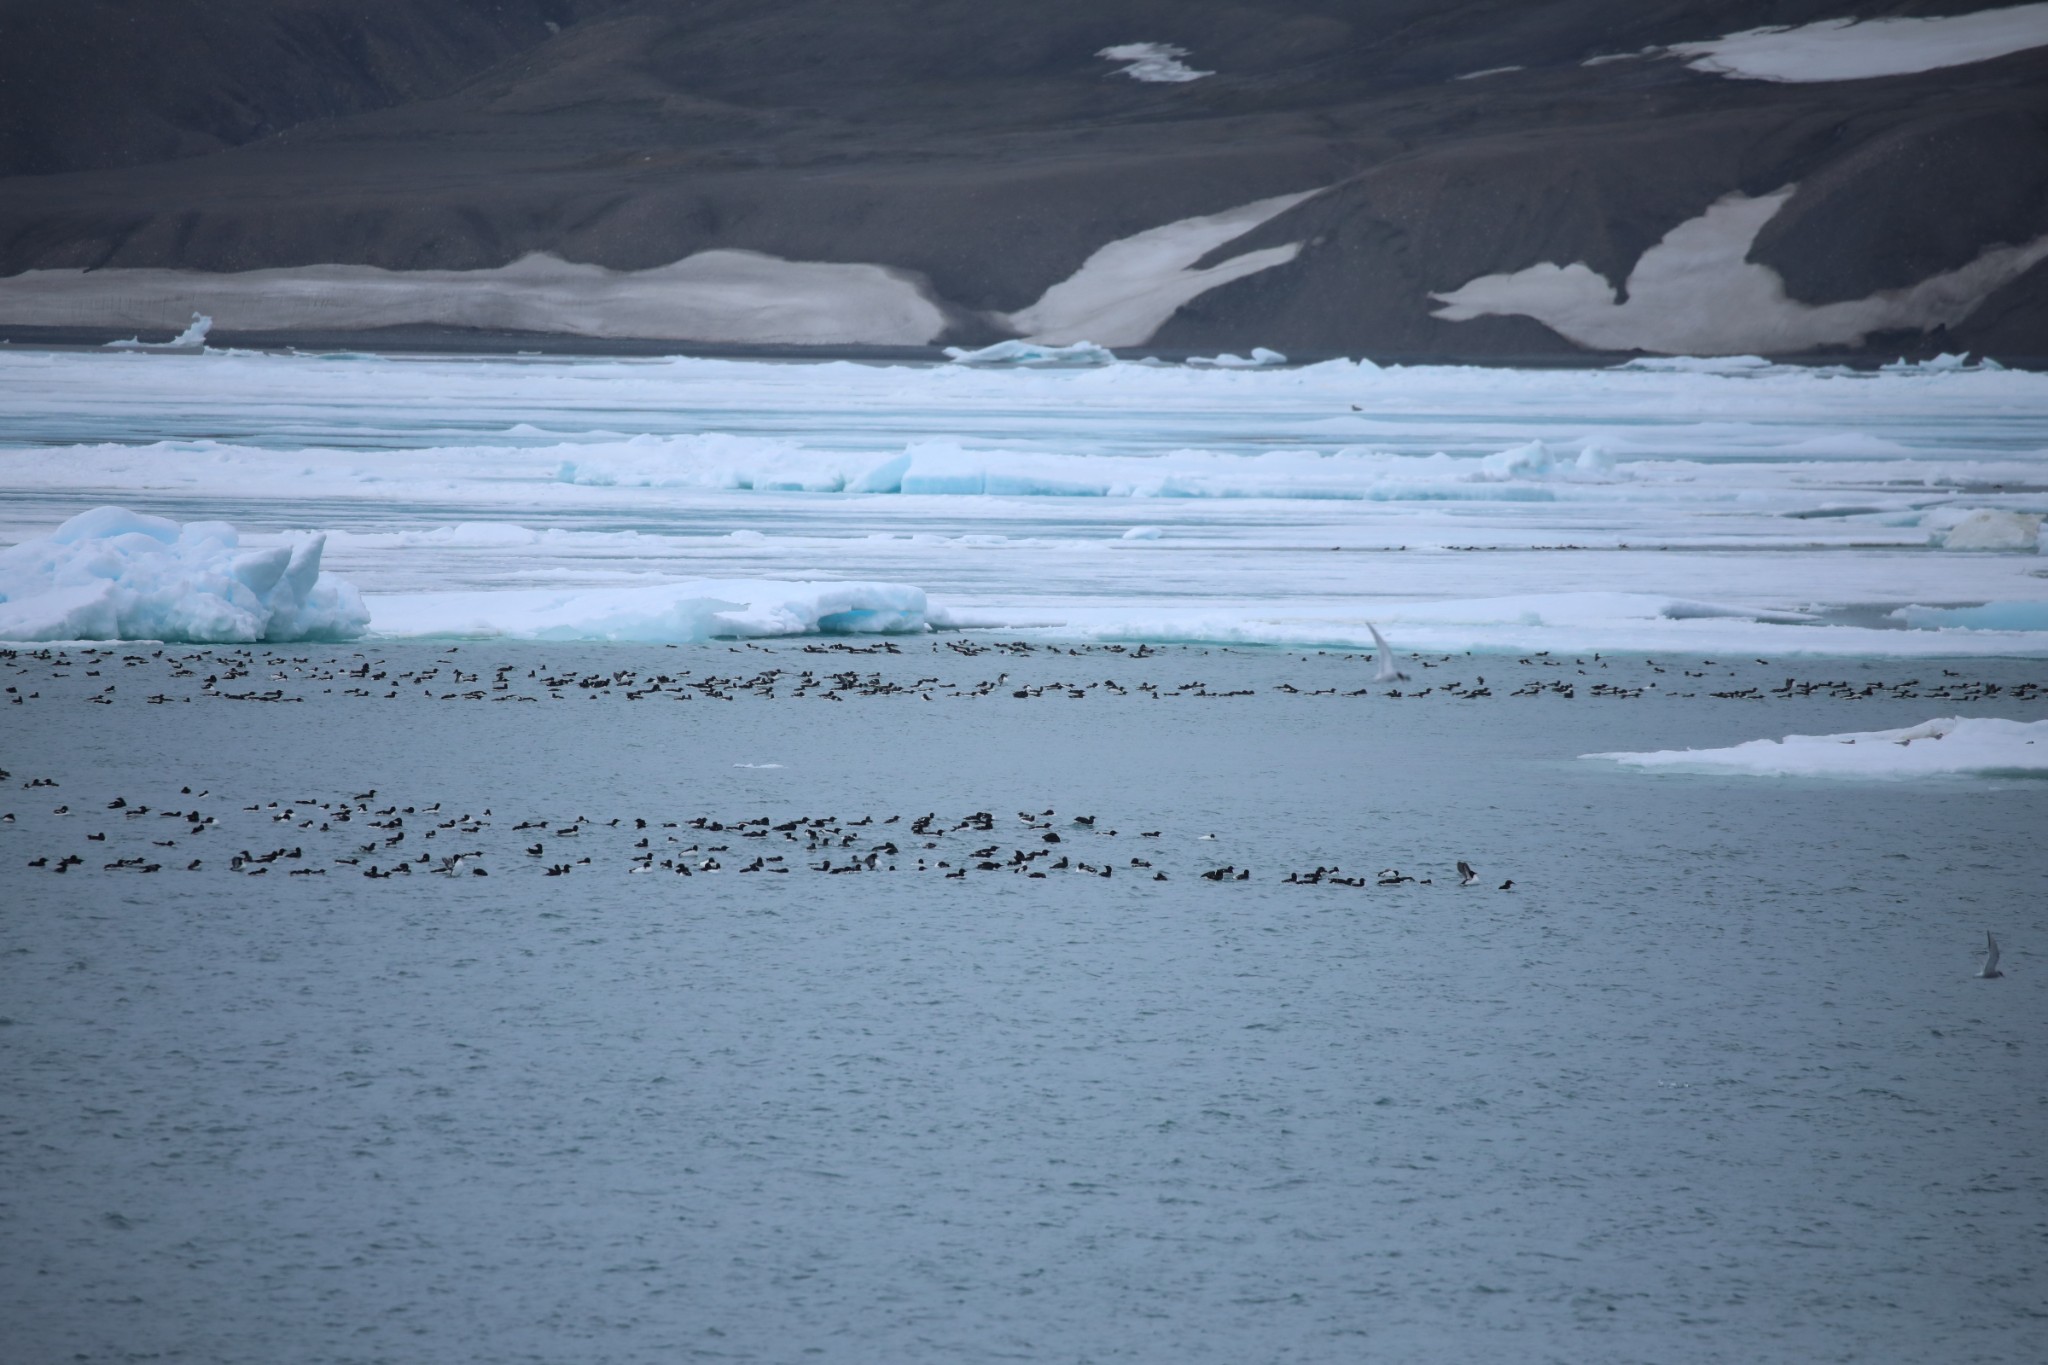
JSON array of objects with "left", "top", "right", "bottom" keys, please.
[{"left": 3, "top": 643, "right": 2044, "bottom": 1364}]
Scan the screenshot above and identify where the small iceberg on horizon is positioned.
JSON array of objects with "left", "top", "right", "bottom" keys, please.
[
  {"left": 1187, "top": 348, "right": 1287, "bottom": 368},
  {"left": 105, "top": 311, "right": 212, "bottom": 351},
  {"left": 943, "top": 339, "right": 1117, "bottom": 367}
]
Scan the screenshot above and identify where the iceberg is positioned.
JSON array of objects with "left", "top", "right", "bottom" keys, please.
[
  {"left": 1187, "top": 348, "right": 1288, "bottom": 368},
  {"left": 0, "top": 506, "right": 368, "bottom": 643},
  {"left": 105, "top": 312, "right": 212, "bottom": 351},
  {"left": 1589, "top": 717, "right": 2048, "bottom": 779},
  {"left": 365, "top": 578, "right": 929, "bottom": 643}
]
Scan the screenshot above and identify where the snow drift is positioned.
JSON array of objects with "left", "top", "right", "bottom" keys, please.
[
  {"left": 1588, "top": 717, "right": 2048, "bottom": 778},
  {"left": 0, "top": 507, "right": 368, "bottom": 643}
]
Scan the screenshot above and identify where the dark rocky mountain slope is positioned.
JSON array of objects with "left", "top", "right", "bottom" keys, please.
[{"left": 2, "top": 0, "right": 2043, "bottom": 359}]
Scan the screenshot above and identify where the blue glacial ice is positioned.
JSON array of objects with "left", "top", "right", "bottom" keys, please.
[{"left": 0, "top": 506, "right": 368, "bottom": 643}]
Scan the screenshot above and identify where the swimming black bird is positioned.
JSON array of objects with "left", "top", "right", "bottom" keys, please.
[{"left": 1498, "top": 879, "right": 1514, "bottom": 891}]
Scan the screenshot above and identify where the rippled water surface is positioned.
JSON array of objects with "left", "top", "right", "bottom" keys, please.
[{"left": 4, "top": 644, "right": 2044, "bottom": 1363}]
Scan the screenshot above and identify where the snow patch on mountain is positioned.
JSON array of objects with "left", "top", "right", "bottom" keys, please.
[
  {"left": 1669, "top": 4, "right": 2048, "bottom": 83},
  {"left": 1098, "top": 43, "right": 1213, "bottom": 83},
  {"left": 1003, "top": 190, "right": 1320, "bottom": 346},
  {"left": 0, "top": 251, "right": 950, "bottom": 346},
  {"left": 1431, "top": 185, "right": 2048, "bottom": 354}
]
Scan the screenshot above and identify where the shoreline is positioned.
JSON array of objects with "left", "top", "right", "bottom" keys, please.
[{"left": 4, "top": 325, "right": 2041, "bottom": 372}]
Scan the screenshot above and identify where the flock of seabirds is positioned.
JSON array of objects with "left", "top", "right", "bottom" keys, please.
[
  {"left": 1, "top": 775, "right": 1511, "bottom": 891},
  {"left": 1, "top": 627, "right": 2038, "bottom": 709},
  {"left": 2, "top": 776, "right": 2010, "bottom": 977},
  {"left": 2, "top": 625, "right": 2027, "bottom": 980}
]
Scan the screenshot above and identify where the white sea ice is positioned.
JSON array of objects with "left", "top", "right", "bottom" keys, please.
[
  {"left": 1667, "top": 4, "right": 2048, "bottom": 83},
  {"left": 943, "top": 340, "right": 1116, "bottom": 367},
  {"left": 5, "top": 349, "right": 2048, "bottom": 658},
  {"left": 1433, "top": 186, "right": 2048, "bottom": 354},
  {"left": 1002, "top": 190, "right": 1320, "bottom": 346},
  {"left": 1187, "top": 348, "right": 1287, "bottom": 368},
  {"left": 1098, "top": 43, "right": 1213, "bottom": 83},
  {"left": 1936, "top": 509, "right": 2043, "bottom": 552},
  {"left": 0, "top": 506, "right": 367, "bottom": 643},
  {"left": 0, "top": 251, "right": 949, "bottom": 345},
  {"left": 365, "top": 578, "right": 928, "bottom": 643},
  {"left": 1589, "top": 717, "right": 2048, "bottom": 778}
]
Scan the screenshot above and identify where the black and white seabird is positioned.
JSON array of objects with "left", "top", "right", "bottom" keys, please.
[{"left": 1980, "top": 931, "right": 2004, "bottom": 979}]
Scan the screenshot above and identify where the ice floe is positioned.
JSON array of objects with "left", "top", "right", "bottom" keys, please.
[
  {"left": 5, "top": 350, "right": 2047, "bottom": 658},
  {"left": 550, "top": 434, "right": 1628, "bottom": 498},
  {"left": 1589, "top": 717, "right": 2048, "bottom": 778},
  {"left": 943, "top": 340, "right": 1116, "bottom": 367},
  {"left": 1188, "top": 348, "right": 1287, "bottom": 368},
  {"left": 0, "top": 507, "right": 366, "bottom": 643},
  {"left": 1891, "top": 601, "right": 2048, "bottom": 632},
  {"left": 1934, "top": 509, "right": 2043, "bottom": 552},
  {"left": 1433, "top": 185, "right": 2048, "bottom": 354}
]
